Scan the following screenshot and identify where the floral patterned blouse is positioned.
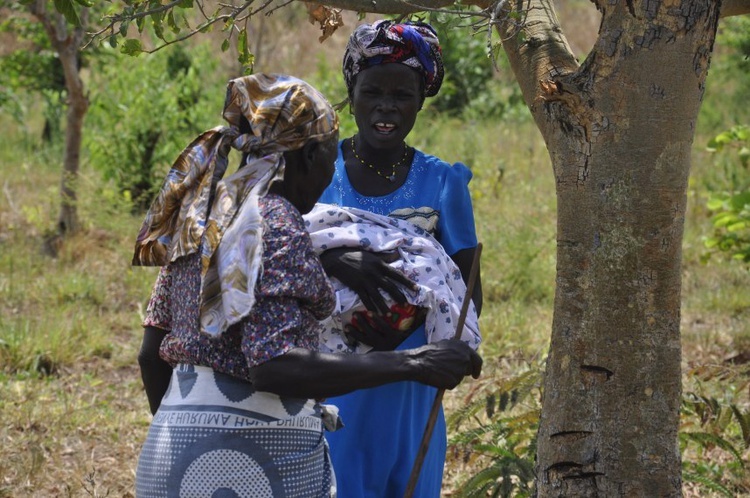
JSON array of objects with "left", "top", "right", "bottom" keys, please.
[{"left": 143, "top": 194, "right": 336, "bottom": 382}]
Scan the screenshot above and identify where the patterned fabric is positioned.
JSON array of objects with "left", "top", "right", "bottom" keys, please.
[
  {"left": 135, "top": 364, "right": 337, "bottom": 498},
  {"left": 342, "top": 20, "right": 444, "bottom": 98},
  {"left": 143, "top": 195, "right": 336, "bottom": 381},
  {"left": 133, "top": 74, "right": 339, "bottom": 337},
  {"left": 304, "top": 203, "right": 480, "bottom": 355}
]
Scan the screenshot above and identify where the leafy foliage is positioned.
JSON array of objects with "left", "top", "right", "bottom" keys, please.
[
  {"left": 699, "top": 16, "right": 750, "bottom": 132},
  {"left": 680, "top": 369, "right": 750, "bottom": 496},
  {"left": 703, "top": 125, "right": 750, "bottom": 264},
  {"left": 84, "top": 43, "right": 224, "bottom": 210},
  {"left": 718, "top": 16, "right": 750, "bottom": 62},
  {"left": 426, "top": 12, "right": 524, "bottom": 119},
  {"left": 447, "top": 363, "right": 541, "bottom": 497},
  {"left": 88, "top": 0, "right": 338, "bottom": 73}
]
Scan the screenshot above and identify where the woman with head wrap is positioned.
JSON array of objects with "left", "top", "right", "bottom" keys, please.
[
  {"left": 133, "top": 73, "right": 482, "bottom": 498},
  {"left": 315, "top": 21, "right": 484, "bottom": 497}
]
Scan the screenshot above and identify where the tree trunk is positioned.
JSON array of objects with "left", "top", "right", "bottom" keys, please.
[
  {"left": 30, "top": 2, "right": 89, "bottom": 235},
  {"left": 57, "top": 38, "right": 87, "bottom": 234},
  {"left": 498, "top": 1, "right": 721, "bottom": 495}
]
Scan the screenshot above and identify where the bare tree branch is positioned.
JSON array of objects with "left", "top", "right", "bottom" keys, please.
[
  {"left": 721, "top": 0, "right": 750, "bottom": 17},
  {"left": 496, "top": 0, "right": 578, "bottom": 138},
  {"left": 86, "top": 0, "right": 497, "bottom": 54}
]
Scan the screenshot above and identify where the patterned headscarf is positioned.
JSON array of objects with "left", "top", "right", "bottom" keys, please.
[
  {"left": 133, "top": 74, "right": 339, "bottom": 336},
  {"left": 342, "top": 20, "right": 444, "bottom": 98}
]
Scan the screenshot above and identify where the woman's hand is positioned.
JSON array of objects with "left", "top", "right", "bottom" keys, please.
[
  {"left": 320, "top": 248, "right": 417, "bottom": 316},
  {"left": 409, "top": 339, "right": 483, "bottom": 390}
]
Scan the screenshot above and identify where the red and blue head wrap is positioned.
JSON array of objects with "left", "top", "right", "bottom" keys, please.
[{"left": 343, "top": 20, "right": 444, "bottom": 99}]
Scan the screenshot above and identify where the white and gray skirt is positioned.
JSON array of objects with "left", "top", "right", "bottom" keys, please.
[{"left": 135, "top": 364, "right": 336, "bottom": 497}]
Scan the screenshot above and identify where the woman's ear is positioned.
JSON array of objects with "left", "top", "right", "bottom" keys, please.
[{"left": 300, "top": 141, "right": 319, "bottom": 173}]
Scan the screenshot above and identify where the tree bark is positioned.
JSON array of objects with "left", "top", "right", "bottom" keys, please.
[
  {"left": 498, "top": 1, "right": 721, "bottom": 495},
  {"left": 30, "top": 2, "right": 89, "bottom": 235}
]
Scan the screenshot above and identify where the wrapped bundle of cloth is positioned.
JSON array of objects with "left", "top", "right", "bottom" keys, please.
[{"left": 304, "top": 203, "right": 481, "bottom": 354}]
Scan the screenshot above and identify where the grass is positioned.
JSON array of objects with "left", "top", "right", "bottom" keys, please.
[{"left": 2, "top": 28, "right": 750, "bottom": 498}]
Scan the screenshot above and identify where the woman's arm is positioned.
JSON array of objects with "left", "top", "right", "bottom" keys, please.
[
  {"left": 138, "top": 266, "right": 174, "bottom": 415},
  {"left": 249, "top": 339, "right": 482, "bottom": 399},
  {"left": 138, "top": 326, "right": 173, "bottom": 415}
]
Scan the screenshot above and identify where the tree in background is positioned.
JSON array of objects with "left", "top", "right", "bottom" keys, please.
[
  {"left": 0, "top": 17, "right": 69, "bottom": 142},
  {"left": 0, "top": 1, "right": 90, "bottom": 236}
]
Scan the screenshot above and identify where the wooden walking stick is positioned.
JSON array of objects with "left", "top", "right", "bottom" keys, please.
[{"left": 403, "top": 242, "right": 483, "bottom": 498}]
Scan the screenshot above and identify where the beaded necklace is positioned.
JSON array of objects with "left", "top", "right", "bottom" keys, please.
[{"left": 350, "top": 137, "right": 410, "bottom": 182}]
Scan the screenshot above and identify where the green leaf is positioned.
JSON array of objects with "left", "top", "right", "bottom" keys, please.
[
  {"left": 53, "top": 0, "right": 81, "bottom": 26},
  {"left": 729, "top": 404, "right": 750, "bottom": 449},
  {"left": 713, "top": 212, "right": 736, "bottom": 228},
  {"left": 734, "top": 125, "right": 750, "bottom": 141},
  {"left": 237, "top": 28, "right": 254, "bottom": 70},
  {"left": 729, "top": 192, "right": 750, "bottom": 211},
  {"left": 707, "top": 197, "right": 727, "bottom": 211},
  {"left": 118, "top": 18, "right": 130, "bottom": 37},
  {"left": 242, "top": 60, "right": 254, "bottom": 75},
  {"left": 178, "top": 0, "right": 193, "bottom": 7},
  {"left": 704, "top": 237, "right": 720, "bottom": 249},
  {"left": 167, "top": 11, "right": 180, "bottom": 34},
  {"left": 237, "top": 28, "right": 247, "bottom": 58},
  {"left": 72, "top": 0, "right": 94, "bottom": 7},
  {"left": 152, "top": 17, "right": 165, "bottom": 41},
  {"left": 708, "top": 131, "right": 735, "bottom": 150},
  {"left": 681, "top": 431, "right": 744, "bottom": 464},
  {"left": 120, "top": 39, "right": 143, "bottom": 56},
  {"left": 221, "top": 38, "right": 230, "bottom": 52},
  {"left": 682, "top": 470, "right": 735, "bottom": 497}
]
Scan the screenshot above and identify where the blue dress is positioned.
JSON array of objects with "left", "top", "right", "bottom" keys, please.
[{"left": 317, "top": 142, "right": 478, "bottom": 498}]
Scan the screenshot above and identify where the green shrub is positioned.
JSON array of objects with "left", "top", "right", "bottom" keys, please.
[
  {"left": 422, "top": 13, "right": 524, "bottom": 120},
  {"left": 703, "top": 125, "right": 750, "bottom": 264},
  {"left": 681, "top": 363, "right": 750, "bottom": 496},
  {"left": 447, "top": 363, "right": 542, "bottom": 497},
  {"left": 84, "top": 43, "right": 225, "bottom": 211}
]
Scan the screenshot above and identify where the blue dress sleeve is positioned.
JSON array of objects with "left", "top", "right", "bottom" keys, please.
[{"left": 437, "top": 162, "right": 478, "bottom": 255}]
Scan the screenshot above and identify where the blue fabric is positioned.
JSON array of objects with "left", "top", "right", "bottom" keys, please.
[
  {"left": 317, "top": 141, "right": 478, "bottom": 497},
  {"left": 318, "top": 143, "right": 478, "bottom": 256}
]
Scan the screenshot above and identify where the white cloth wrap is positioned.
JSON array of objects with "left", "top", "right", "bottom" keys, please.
[{"left": 304, "top": 203, "right": 481, "bottom": 354}]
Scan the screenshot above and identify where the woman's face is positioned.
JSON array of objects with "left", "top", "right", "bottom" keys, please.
[
  {"left": 351, "top": 63, "right": 423, "bottom": 151},
  {"left": 285, "top": 134, "right": 338, "bottom": 214}
]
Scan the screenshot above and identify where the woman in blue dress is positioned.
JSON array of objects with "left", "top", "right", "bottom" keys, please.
[{"left": 317, "top": 20, "right": 483, "bottom": 498}]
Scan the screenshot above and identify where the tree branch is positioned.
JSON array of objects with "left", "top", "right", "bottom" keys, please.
[
  {"left": 496, "top": 0, "right": 578, "bottom": 137},
  {"left": 721, "top": 0, "right": 750, "bottom": 17}
]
